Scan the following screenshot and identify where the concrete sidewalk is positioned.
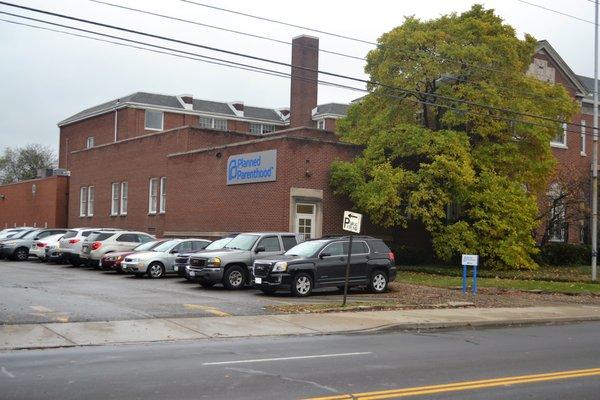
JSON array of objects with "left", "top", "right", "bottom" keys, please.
[{"left": 2, "top": 305, "right": 600, "bottom": 351}]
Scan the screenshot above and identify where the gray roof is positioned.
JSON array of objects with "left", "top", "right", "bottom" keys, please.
[
  {"left": 313, "top": 103, "right": 349, "bottom": 117},
  {"left": 576, "top": 75, "right": 597, "bottom": 94},
  {"left": 58, "top": 91, "right": 286, "bottom": 126}
]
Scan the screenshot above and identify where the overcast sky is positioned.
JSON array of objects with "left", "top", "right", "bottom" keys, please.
[{"left": 0, "top": 0, "right": 595, "bottom": 152}]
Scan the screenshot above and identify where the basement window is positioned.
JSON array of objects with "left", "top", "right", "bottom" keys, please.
[{"left": 145, "top": 110, "right": 164, "bottom": 131}]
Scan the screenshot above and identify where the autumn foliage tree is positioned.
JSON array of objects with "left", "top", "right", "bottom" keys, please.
[{"left": 330, "top": 5, "right": 578, "bottom": 269}]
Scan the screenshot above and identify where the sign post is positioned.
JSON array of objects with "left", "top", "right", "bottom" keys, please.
[
  {"left": 342, "top": 211, "right": 362, "bottom": 307},
  {"left": 461, "top": 254, "right": 479, "bottom": 295}
]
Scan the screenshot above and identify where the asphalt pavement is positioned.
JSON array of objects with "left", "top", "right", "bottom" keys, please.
[
  {"left": 0, "top": 259, "right": 370, "bottom": 324},
  {"left": 1, "top": 322, "right": 599, "bottom": 399}
]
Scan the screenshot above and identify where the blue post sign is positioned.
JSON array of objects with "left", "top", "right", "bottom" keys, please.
[
  {"left": 227, "top": 150, "right": 277, "bottom": 185},
  {"left": 461, "top": 254, "right": 479, "bottom": 295}
]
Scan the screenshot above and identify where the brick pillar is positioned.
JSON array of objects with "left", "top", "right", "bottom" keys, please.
[{"left": 290, "top": 35, "right": 319, "bottom": 128}]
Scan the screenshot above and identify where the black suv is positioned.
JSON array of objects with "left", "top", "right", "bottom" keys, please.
[{"left": 251, "top": 236, "right": 396, "bottom": 297}]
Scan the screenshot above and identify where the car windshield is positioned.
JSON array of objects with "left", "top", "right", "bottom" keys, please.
[
  {"left": 20, "top": 230, "right": 40, "bottom": 239},
  {"left": 284, "top": 240, "right": 329, "bottom": 257},
  {"left": 152, "top": 240, "right": 180, "bottom": 252},
  {"left": 62, "top": 230, "right": 78, "bottom": 239},
  {"left": 224, "top": 234, "right": 259, "bottom": 251},
  {"left": 205, "top": 237, "right": 234, "bottom": 250},
  {"left": 87, "top": 232, "right": 115, "bottom": 242},
  {"left": 134, "top": 240, "right": 165, "bottom": 251},
  {"left": 0, "top": 230, "right": 21, "bottom": 239}
]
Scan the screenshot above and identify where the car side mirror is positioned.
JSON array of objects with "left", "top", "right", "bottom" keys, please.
[
  {"left": 171, "top": 249, "right": 179, "bottom": 254},
  {"left": 255, "top": 246, "right": 265, "bottom": 253},
  {"left": 319, "top": 252, "right": 331, "bottom": 259}
]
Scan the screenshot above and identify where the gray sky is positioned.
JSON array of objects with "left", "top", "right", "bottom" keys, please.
[{"left": 0, "top": 0, "right": 594, "bottom": 152}]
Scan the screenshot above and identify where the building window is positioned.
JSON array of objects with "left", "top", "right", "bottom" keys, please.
[
  {"left": 250, "top": 123, "right": 276, "bottom": 134},
  {"left": 145, "top": 110, "right": 164, "bottom": 131},
  {"left": 551, "top": 123, "right": 567, "bottom": 148},
  {"left": 159, "top": 177, "right": 167, "bottom": 213},
  {"left": 86, "top": 137, "right": 94, "bottom": 148},
  {"left": 581, "top": 120, "right": 586, "bottom": 156},
  {"left": 80, "top": 187, "right": 88, "bottom": 217},
  {"left": 547, "top": 183, "right": 566, "bottom": 242},
  {"left": 199, "top": 117, "right": 228, "bottom": 130},
  {"left": 120, "top": 182, "right": 128, "bottom": 215},
  {"left": 87, "top": 186, "right": 94, "bottom": 217},
  {"left": 111, "top": 183, "right": 120, "bottom": 215},
  {"left": 148, "top": 178, "right": 159, "bottom": 214},
  {"left": 317, "top": 120, "right": 325, "bottom": 129}
]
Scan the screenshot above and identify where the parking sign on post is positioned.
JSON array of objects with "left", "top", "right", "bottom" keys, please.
[{"left": 342, "top": 211, "right": 362, "bottom": 307}]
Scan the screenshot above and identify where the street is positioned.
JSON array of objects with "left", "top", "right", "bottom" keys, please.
[{"left": 1, "top": 322, "right": 599, "bottom": 399}]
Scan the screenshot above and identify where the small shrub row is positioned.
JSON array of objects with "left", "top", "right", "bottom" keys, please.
[{"left": 536, "top": 243, "right": 591, "bottom": 266}]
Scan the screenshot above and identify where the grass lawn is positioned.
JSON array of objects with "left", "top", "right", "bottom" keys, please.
[{"left": 396, "top": 270, "right": 600, "bottom": 294}]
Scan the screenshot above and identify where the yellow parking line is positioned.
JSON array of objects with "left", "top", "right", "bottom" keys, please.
[
  {"left": 183, "top": 304, "right": 231, "bottom": 317},
  {"left": 29, "top": 305, "right": 53, "bottom": 313},
  {"left": 304, "top": 367, "right": 600, "bottom": 400}
]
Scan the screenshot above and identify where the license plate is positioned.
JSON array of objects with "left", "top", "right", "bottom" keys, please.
[
  {"left": 255, "top": 277, "right": 262, "bottom": 284},
  {"left": 174, "top": 266, "right": 178, "bottom": 272},
  {"left": 188, "top": 271, "right": 195, "bottom": 277}
]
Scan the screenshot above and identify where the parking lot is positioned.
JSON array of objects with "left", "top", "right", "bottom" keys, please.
[{"left": 0, "top": 258, "right": 381, "bottom": 324}]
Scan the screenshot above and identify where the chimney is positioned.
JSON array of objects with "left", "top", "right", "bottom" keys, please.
[
  {"left": 231, "top": 101, "right": 244, "bottom": 116},
  {"left": 179, "top": 94, "right": 194, "bottom": 110},
  {"left": 290, "top": 35, "right": 319, "bottom": 128}
]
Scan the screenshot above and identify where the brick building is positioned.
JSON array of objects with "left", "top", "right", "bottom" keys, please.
[{"left": 0, "top": 36, "right": 595, "bottom": 246}]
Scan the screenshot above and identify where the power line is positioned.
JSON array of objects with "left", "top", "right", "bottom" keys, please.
[
  {"left": 89, "top": 0, "right": 365, "bottom": 62},
  {"left": 0, "top": 1, "right": 587, "bottom": 130},
  {"left": 0, "top": 11, "right": 593, "bottom": 139},
  {"left": 517, "top": 0, "right": 595, "bottom": 25}
]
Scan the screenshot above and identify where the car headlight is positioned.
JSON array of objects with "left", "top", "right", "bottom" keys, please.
[
  {"left": 272, "top": 261, "right": 288, "bottom": 272},
  {"left": 207, "top": 257, "right": 221, "bottom": 267},
  {"left": 4, "top": 241, "right": 17, "bottom": 246}
]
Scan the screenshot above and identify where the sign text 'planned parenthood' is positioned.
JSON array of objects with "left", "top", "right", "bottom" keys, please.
[{"left": 227, "top": 150, "right": 277, "bottom": 185}]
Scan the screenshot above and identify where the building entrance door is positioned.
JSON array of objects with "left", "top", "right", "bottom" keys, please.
[{"left": 295, "top": 203, "right": 316, "bottom": 240}]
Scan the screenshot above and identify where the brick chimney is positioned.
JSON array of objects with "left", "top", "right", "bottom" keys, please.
[{"left": 290, "top": 35, "right": 319, "bottom": 128}]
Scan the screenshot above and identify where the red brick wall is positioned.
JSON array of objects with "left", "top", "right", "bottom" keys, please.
[
  {"left": 0, "top": 176, "right": 69, "bottom": 229},
  {"left": 290, "top": 36, "right": 319, "bottom": 128}
]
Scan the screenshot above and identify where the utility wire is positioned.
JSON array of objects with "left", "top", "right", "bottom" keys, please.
[
  {"left": 89, "top": 0, "right": 365, "bottom": 62},
  {"left": 91, "top": 0, "right": 583, "bottom": 104},
  {"left": 0, "top": 11, "right": 592, "bottom": 139},
  {"left": 517, "top": 0, "right": 596, "bottom": 25},
  {"left": 0, "top": 1, "right": 587, "bottom": 130}
]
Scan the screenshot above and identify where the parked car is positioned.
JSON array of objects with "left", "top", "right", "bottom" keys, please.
[
  {"left": 101, "top": 239, "right": 169, "bottom": 273},
  {"left": 174, "top": 234, "right": 237, "bottom": 279},
  {"left": 80, "top": 231, "right": 156, "bottom": 267},
  {"left": 251, "top": 236, "right": 396, "bottom": 297},
  {"left": 0, "top": 229, "right": 37, "bottom": 259},
  {"left": 45, "top": 240, "right": 65, "bottom": 263},
  {"left": 58, "top": 228, "right": 118, "bottom": 266},
  {"left": 122, "top": 238, "right": 211, "bottom": 278},
  {"left": 0, "top": 228, "right": 68, "bottom": 261},
  {"left": 30, "top": 233, "right": 65, "bottom": 262},
  {"left": 0, "top": 228, "right": 30, "bottom": 240},
  {"left": 186, "top": 232, "right": 301, "bottom": 289}
]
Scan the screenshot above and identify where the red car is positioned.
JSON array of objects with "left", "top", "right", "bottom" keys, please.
[{"left": 101, "top": 239, "right": 168, "bottom": 273}]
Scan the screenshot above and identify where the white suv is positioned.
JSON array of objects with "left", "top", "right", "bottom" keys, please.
[
  {"left": 58, "top": 228, "right": 120, "bottom": 266},
  {"left": 80, "top": 230, "right": 156, "bottom": 267}
]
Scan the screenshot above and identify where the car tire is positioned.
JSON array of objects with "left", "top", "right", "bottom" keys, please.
[
  {"left": 260, "top": 287, "right": 277, "bottom": 295},
  {"left": 70, "top": 257, "right": 83, "bottom": 267},
  {"left": 13, "top": 247, "right": 29, "bottom": 261},
  {"left": 368, "top": 270, "right": 388, "bottom": 293},
  {"left": 222, "top": 265, "right": 246, "bottom": 290},
  {"left": 147, "top": 262, "right": 165, "bottom": 279},
  {"left": 199, "top": 280, "right": 215, "bottom": 288},
  {"left": 291, "top": 272, "right": 313, "bottom": 297}
]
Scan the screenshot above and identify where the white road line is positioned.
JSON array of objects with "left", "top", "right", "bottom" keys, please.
[
  {"left": 1, "top": 366, "right": 15, "bottom": 378},
  {"left": 202, "top": 352, "right": 372, "bottom": 366}
]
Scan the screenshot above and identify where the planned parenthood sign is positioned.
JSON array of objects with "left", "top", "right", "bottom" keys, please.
[{"left": 227, "top": 150, "right": 277, "bottom": 185}]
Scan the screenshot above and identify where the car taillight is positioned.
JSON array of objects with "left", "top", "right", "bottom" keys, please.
[
  {"left": 36, "top": 242, "right": 46, "bottom": 248},
  {"left": 69, "top": 239, "right": 80, "bottom": 244},
  {"left": 388, "top": 252, "right": 395, "bottom": 264},
  {"left": 91, "top": 241, "right": 102, "bottom": 250}
]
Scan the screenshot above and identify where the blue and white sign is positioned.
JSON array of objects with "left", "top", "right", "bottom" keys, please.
[{"left": 227, "top": 150, "right": 277, "bottom": 185}]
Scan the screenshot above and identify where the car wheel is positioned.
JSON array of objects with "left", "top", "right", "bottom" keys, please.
[
  {"left": 368, "top": 270, "right": 388, "bottom": 293},
  {"left": 70, "top": 257, "right": 82, "bottom": 267},
  {"left": 223, "top": 266, "right": 246, "bottom": 290},
  {"left": 13, "top": 247, "right": 29, "bottom": 261},
  {"left": 199, "top": 280, "right": 215, "bottom": 288},
  {"left": 291, "top": 272, "right": 313, "bottom": 297},
  {"left": 260, "top": 287, "right": 277, "bottom": 295},
  {"left": 147, "top": 262, "right": 165, "bottom": 279}
]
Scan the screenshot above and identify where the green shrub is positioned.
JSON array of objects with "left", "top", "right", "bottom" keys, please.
[
  {"left": 537, "top": 243, "right": 591, "bottom": 266},
  {"left": 391, "top": 244, "right": 435, "bottom": 265}
]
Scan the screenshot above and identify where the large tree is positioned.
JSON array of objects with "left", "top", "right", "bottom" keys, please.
[
  {"left": 0, "top": 144, "right": 57, "bottom": 184},
  {"left": 331, "top": 5, "right": 578, "bottom": 269}
]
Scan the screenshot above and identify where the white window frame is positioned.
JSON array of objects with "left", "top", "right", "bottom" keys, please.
[
  {"left": 144, "top": 109, "right": 164, "bottom": 131},
  {"left": 79, "top": 186, "right": 88, "bottom": 217},
  {"left": 200, "top": 117, "right": 228, "bottom": 130},
  {"left": 159, "top": 177, "right": 167, "bottom": 213},
  {"left": 120, "top": 182, "right": 128, "bottom": 216},
  {"left": 250, "top": 123, "right": 275, "bottom": 134},
  {"left": 87, "top": 186, "right": 94, "bottom": 217},
  {"left": 111, "top": 182, "right": 120, "bottom": 216},
  {"left": 86, "top": 136, "right": 94, "bottom": 148},
  {"left": 149, "top": 178, "right": 159, "bottom": 214},
  {"left": 317, "top": 119, "right": 325, "bottom": 130},
  {"left": 581, "top": 120, "right": 586, "bottom": 156},
  {"left": 213, "top": 118, "right": 228, "bottom": 131},
  {"left": 550, "top": 123, "right": 568, "bottom": 148}
]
